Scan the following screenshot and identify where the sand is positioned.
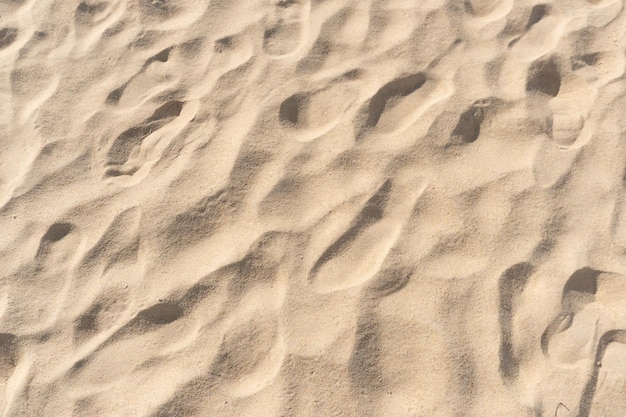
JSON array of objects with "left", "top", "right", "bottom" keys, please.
[{"left": 0, "top": 0, "right": 625, "bottom": 416}]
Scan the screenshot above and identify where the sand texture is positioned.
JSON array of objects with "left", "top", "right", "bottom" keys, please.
[{"left": 1, "top": 0, "right": 626, "bottom": 416}]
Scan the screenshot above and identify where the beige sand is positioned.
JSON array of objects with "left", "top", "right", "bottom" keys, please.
[{"left": 0, "top": 0, "right": 626, "bottom": 416}]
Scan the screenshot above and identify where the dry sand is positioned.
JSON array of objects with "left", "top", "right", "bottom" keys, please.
[{"left": 0, "top": 0, "right": 626, "bottom": 416}]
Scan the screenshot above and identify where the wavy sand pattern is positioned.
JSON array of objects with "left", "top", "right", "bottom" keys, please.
[{"left": 0, "top": 0, "right": 626, "bottom": 416}]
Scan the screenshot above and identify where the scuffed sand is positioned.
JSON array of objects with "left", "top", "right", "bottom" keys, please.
[{"left": 1, "top": 0, "right": 626, "bottom": 416}]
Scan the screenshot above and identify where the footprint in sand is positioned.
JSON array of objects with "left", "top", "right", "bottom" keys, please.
[
  {"left": 516, "top": 4, "right": 625, "bottom": 152},
  {"left": 106, "top": 47, "right": 178, "bottom": 109},
  {"left": 582, "top": 330, "right": 626, "bottom": 417},
  {"left": 105, "top": 101, "right": 184, "bottom": 174},
  {"left": 309, "top": 177, "right": 426, "bottom": 293},
  {"left": 524, "top": 55, "right": 597, "bottom": 150},
  {"left": 104, "top": 99, "right": 197, "bottom": 184},
  {"left": 263, "top": 0, "right": 310, "bottom": 59},
  {"left": 359, "top": 72, "right": 453, "bottom": 138},
  {"left": 527, "top": 57, "right": 561, "bottom": 98},
  {"left": 279, "top": 71, "right": 360, "bottom": 142},
  {"left": 449, "top": 97, "right": 501, "bottom": 145},
  {"left": 541, "top": 268, "right": 626, "bottom": 417},
  {"left": 498, "top": 7, "right": 565, "bottom": 100},
  {"left": 104, "top": 38, "right": 216, "bottom": 112},
  {"left": 529, "top": 46, "right": 625, "bottom": 187}
]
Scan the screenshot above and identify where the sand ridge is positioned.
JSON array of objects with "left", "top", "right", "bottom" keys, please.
[{"left": 0, "top": 0, "right": 626, "bottom": 416}]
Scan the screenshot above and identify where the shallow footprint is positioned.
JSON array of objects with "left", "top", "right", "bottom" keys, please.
[
  {"left": 449, "top": 97, "right": 501, "bottom": 145},
  {"left": 105, "top": 101, "right": 184, "bottom": 173},
  {"left": 263, "top": 0, "right": 310, "bottom": 59},
  {"left": 525, "top": 57, "right": 596, "bottom": 150},
  {"left": 309, "top": 177, "right": 426, "bottom": 293},
  {"left": 542, "top": 268, "right": 602, "bottom": 363},
  {"left": 542, "top": 268, "right": 626, "bottom": 360},
  {"left": 541, "top": 269, "right": 626, "bottom": 416},
  {"left": 549, "top": 99, "right": 595, "bottom": 149},
  {"left": 279, "top": 77, "right": 357, "bottom": 142},
  {"left": 361, "top": 73, "right": 453, "bottom": 138},
  {"left": 526, "top": 57, "right": 561, "bottom": 97},
  {"left": 582, "top": 331, "right": 626, "bottom": 417},
  {"left": 364, "top": 73, "right": 426, "bottom": 128},
  {"left": 104, "top": 99, "right": 196, "bottom": 184}
]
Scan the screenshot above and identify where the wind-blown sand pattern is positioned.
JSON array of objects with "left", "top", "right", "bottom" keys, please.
[{"left": 0, "top": 0, "right": 625, "bottom": 416}]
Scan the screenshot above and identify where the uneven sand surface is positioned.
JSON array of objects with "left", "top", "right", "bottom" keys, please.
[{"left": 1, "top": 0, "right": 626, "bottom": 416}]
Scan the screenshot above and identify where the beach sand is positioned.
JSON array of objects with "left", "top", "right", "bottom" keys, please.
[{"left": 0, "top": 0, "right": 626, "bottom": 416}]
